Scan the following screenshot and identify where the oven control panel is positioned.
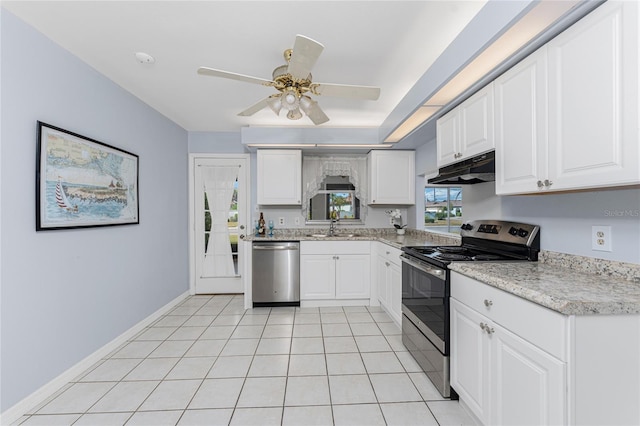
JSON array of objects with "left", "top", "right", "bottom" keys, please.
[{"left": 460, "top": 220, "right": 540, "bottom": 247}]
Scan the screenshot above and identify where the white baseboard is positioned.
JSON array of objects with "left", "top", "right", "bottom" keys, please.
[{"left": 0, "top": 291, "right": 189, "bottom": 425}]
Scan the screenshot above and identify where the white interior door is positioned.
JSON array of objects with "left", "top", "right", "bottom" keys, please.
[{"left": 192, "top": 156, "right": 248, "bottom": 294}]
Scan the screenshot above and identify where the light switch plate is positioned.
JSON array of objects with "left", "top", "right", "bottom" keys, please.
[{"left": 592, "top": 225, "right": 612, "bottom": 252}]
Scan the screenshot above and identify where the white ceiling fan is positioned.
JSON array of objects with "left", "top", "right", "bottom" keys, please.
[{"left": 197, "top": 35, "right": 381, "bottom": 125}]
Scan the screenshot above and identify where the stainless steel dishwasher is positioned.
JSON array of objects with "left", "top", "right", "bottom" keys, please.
[{"left": 252, "top": 241, "right": 300, "bottom": 306}]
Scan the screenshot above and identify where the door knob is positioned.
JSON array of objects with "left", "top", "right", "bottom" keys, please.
[
  {"left": 240, "top": 225, "right": 245, "bottom": 230},
  {"left": 239, "top": 234, "right": 245, "bottom": 239}
]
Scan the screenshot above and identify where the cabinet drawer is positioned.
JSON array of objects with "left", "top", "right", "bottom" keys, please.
[
  {"left": 301, "top": 241, "right": 370, "bottom": 255},
  {"left": 451, "top": 272, "right": 567, "bottom": 360},
  {"left": 377, "top": 243, "right": 402, "bottom": 265}
]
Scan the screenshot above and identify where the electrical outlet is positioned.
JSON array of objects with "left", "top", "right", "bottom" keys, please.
[
  {"left": 592, "top": 225, "right": 612, "bottom": 252},
  {"left": 278, "top": 217, "right": 285, "bottom": 226},
  {"left": 389, "top": 217, "right": 394, "bottom": 225}
]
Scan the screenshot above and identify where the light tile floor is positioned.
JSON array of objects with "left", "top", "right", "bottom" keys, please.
[{"left": 15, "top": 295, "right": 476, "bottom": 426}]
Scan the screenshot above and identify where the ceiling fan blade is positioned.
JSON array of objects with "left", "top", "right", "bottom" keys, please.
[
  {"left": 312, "top": 83, "right": 381, "bottom": 100},
  {"left": 306, "top": 102, "right": 330, "bottom": 125},
  {"left": 287, "top": 35, "right": 324, "bottom": 81},
  {"left": 238, "top": 98, "right": 270, "bottom": 116},
  {"left": 197, "top": 67, "right": 274, "bottom": 86}
]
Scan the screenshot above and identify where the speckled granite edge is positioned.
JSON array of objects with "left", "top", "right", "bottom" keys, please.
[
  {"left": 449, "top": 262, "right": 640, "bottom": 315},
  {"left": 244, "top": 227, "right": 461, "bottom": 248},
  {"left": 540, "top": 250, "right": 640, "bottom": 283}
]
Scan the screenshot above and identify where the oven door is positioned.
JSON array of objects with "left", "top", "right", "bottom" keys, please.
[{"left": 400, "top": 254, "right": 448, "bottom": 354}]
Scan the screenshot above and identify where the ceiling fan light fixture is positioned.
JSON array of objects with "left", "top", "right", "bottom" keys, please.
[
  {"left": 287, "top": 108, "right": 303, "bottom": 120},
  {"left": 299, "top": 95, "right": 314, "bottom": 114},
  {"left": 281, "top": 89, "right": 300, "bottom": 111},
  {"left": 267, "top": 96, "right": 282, "bottom": 115}
]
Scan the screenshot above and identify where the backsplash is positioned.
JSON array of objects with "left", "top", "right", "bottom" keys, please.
[{"left": 540, "top": 250, "right": 640, "bottom": 283}]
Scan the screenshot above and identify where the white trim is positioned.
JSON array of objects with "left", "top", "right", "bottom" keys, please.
[{"left": 0, "top": 291, "right": 189, "bottom": 425}]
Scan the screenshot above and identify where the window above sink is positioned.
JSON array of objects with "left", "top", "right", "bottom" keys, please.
[
  {"left": 303, "top": 156, "right": 368, "bottom": 225},
  {"left": 307, "top": 177, "right": 362, "bottom": 223}
]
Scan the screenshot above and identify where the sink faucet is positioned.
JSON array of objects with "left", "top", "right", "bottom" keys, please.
[{"left": 328, "top": 217, "right": 339, "bottom": 236}]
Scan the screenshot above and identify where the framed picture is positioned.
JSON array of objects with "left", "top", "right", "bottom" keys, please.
[{"left": 36, "top": 121, "right": 139, "bottom": 231}]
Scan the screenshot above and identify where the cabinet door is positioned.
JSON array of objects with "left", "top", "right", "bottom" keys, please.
[
  {"left": 436, "top": 110, "right": 459, "bottom": 167},
  {"left": 494, "top": 48, "right": 548, "bottom": 195},
  {"left": 256, "top": 149, "right": 302, "bottom": 205},
  {"left": 335, "top": 254, "right": 370, "bottom": 299},
  {"left": 368, "top": 151, "right": 415, "bottom": 205},
  {"left": 450, "top": 298, "right": 491, "bottom": 425},
  {"left": 388, "top": 261, "right": 402, "bottom": 325},
  {"left": 492, "top": 323, "right": 566, "bottom": 426},
  {"left": 300, "top": 255, "right": 335, "bottom": 299},
  {"left": 376, "top": 254, "right": 390, "bottom": 307},
  {"left": 547, "top": 1, "right": 639, "bottom": 191},
  {"left": 459, "top": 82, "right": 495, "bottom": 161}
]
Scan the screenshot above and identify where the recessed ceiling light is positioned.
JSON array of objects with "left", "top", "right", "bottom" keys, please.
[{"left": 134, "top": 52, "right": 155, "bottom": 65}]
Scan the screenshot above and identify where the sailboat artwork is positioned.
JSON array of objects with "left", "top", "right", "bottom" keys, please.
[
  {"left": 36, "top": 122, "right": 139, "bottom": 230},
  {"left": 55, "top": 177, "right": 78, "bottom": 213}
]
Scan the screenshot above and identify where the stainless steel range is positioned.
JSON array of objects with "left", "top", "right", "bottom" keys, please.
[{"left": 400, "top": 220, "right": 540, "bottom": 398}]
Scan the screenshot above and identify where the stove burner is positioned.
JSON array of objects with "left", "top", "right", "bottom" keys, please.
[
  {"left": 435, "top": 253, "right": 471, "bottom": 261},
  {"left": 436, "top": 246, "right": 467, "bottom": 254},
  {"left": 472, "top": 254, "right": 506, "bottom": 261}
]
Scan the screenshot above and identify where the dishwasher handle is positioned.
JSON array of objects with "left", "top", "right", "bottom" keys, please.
[{"left": 253, "top": 244, "right": 299, "bottom": 251}]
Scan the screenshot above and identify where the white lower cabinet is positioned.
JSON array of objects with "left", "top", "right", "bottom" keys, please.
[
  {"left": 491, "top": 320, "right": 565, "bottom": 426},
  {"left": 374, "top": 243, "right": 402, "bottom": 326},
  {"left": 300, "top": 241, "right": 370, "bottom": 305},
  {"left": 451, "top": 273, "right": 566, "bottom": 426},
  {"left": 451, "top": 271, "right": 640, "bottom": 426}
]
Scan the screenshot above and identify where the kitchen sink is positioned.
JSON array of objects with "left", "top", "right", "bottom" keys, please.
[{"left": 306, "top": 234, "right": 329, "bottom": 238}]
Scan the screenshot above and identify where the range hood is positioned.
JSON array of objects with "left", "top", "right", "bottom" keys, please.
[{"left": 428, "top": 151, "right": 495, "bottom": 185}]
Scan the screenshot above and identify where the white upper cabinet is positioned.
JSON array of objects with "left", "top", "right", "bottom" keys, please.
[
  {"left": 368, "top": 150, "right": 415, "bottom": 205},
  {"left": 496, "top": 1, "right": 639, "bottom": 195},
  {"left": 494, "top": 47, "right": 549, "bottom": 194},
  {"left": 547, "top": 0, "right": 639, "bottom": 191},
  {"left": 437, "top": 82, "right": 495, "bottom": 168},
  {"left": 256, "top": 149, "right": 302, "bottom": 205}
]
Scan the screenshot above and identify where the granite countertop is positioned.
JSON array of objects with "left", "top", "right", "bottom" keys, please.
[
  {"left": 245, "top": 228, "right": 461, "bottom": 249},
  {"left": 449, "top": 258, "right": 640, "bottom": 316}
]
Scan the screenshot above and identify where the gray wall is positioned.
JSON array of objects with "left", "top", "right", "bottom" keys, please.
[
  {"left": 464, "top": 182, "right": 640, "bottom": 264},
  {"left": 1, "top": 11, "right": 189, "bottom": 410}
]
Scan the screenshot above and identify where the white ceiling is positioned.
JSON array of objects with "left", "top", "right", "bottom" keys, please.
[{"left": 3, "top": 1, "right": 487, "bottom": 133}]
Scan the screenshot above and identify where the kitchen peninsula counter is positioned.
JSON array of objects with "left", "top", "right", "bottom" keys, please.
[{"left": 449, "top": 252, "right": 640, "bottom": 316}]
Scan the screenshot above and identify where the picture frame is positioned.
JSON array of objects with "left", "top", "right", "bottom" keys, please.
[{"left": 36, "top": 121, "right": 139, "bottom": 231}]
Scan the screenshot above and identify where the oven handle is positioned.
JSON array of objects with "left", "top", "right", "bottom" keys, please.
[{"left": 400, "top": 254, "right": 446, "bottom": 279}]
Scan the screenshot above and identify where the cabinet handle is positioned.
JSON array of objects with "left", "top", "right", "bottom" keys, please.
[
  {"left": 544, "top": 179, "right": 553, "bottom": 187},
  {"left": 537, "top": 180, "right": 544, "bottom": 188},
  {"left": 385, "top": 262, "right": 390, "bottom": 267},
  {"left": 479, "top": 322, "right": 494, "bottom": 334},
  {"left": 483, "top": 299, "right": 493, "bottom": 307}
]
